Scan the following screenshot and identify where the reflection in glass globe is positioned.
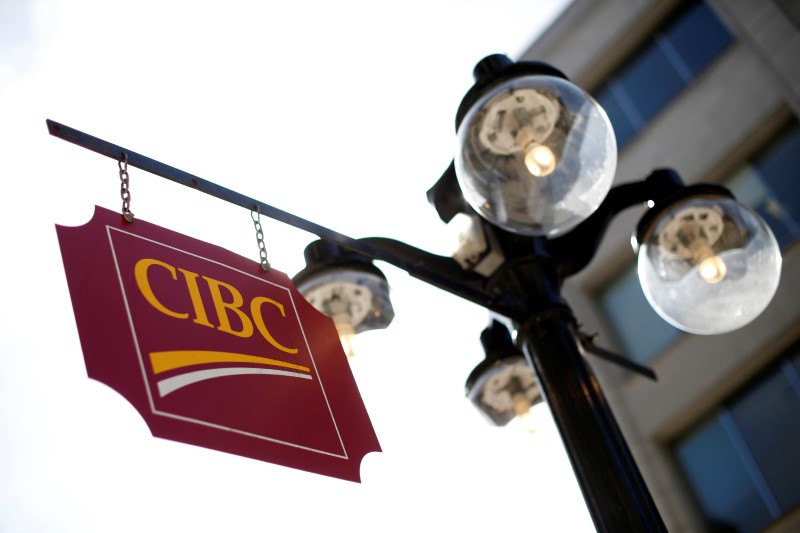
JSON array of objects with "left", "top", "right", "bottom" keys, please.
[
  {"left": 455, "top": 75, "right": 617, "bottom": 237},
  {"left": 637, "top": 197, "right": 782, "bottom": 334}
]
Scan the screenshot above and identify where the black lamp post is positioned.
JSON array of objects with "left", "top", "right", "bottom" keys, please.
[
  {"left": 46, "top": 53, "right": 783, "bottom": 532},
  {"left": 292, "top": 54, "right": 783, "bottom": 532}
]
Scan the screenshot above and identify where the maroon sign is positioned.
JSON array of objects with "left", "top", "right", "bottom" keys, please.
[{"left": 56, "top": 206, "right": 380, "bottom": 482}]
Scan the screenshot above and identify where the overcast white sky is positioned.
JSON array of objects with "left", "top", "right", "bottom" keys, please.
[{"left": 0, "top": 1, "right": 595, "bottom": 531}]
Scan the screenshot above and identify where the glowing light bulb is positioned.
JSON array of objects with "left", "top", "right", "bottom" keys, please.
[
  {"left": 513, "top": 396, "right": 539, "bottom": 433},
  {"left": 517, "top": 410, "right": 539, "bottom": 433},
  {"left": 512, "top": 394, "right": 538, "bottom": 432},
  {"left": 698, "top": 255, "right": 727, "bottom": 284},
  {"left": 689, "top": 239, "right": 727, "bottom": 284},
  {"left": 335, "top": 321, "right": 357, "bottom": 357},
  {"left": 524, "top": 145, "right": 557, "bottom": 176}
]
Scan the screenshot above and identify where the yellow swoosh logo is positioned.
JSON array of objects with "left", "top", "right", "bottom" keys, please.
[{"left": 149, "top": 350, "right": 310, "bottom": 375}]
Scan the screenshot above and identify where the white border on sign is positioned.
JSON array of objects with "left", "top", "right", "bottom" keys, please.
[{"left": 106, "top": 225, "right": 348, "bottom": 459}]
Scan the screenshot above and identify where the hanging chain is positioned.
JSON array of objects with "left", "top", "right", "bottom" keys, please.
[
  {"left": 119, "top": 153, "right": 135, "bottom": 222},
  {"left": 251, "top": 206, "right": 271, "bottom": 272}
]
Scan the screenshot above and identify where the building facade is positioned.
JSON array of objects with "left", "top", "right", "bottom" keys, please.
[{"left": 520, "top": 1, "right": 800, "bottom": 531}]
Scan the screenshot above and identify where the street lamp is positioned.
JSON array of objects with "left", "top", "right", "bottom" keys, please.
[
  {"left": 454, "top": 55, "right": 616, "bottom": 238},
  {"left": 46, "top": 50, "right": 783, "bottom": 531},
  {"left": 292, "top": 54, "right": 783, "bottom": 531},
  {"left": 465, "top": 319, "right": 543, "bottom": 431},
  {"left": 292, "top": 240, "right": 394, "bottom": 356},
  {"left": 635, "top": 186, "right": 781, "bottom": 334}
]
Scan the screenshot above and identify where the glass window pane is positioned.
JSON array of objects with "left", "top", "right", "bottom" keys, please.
[
  {"left": 728, "top": 165, "right": 797, "bottom": 247},
  {"left": 727, "top": 124, "right": 800, "bottom": 248},
  {"left": 731, "top": 367, "right": 800, "bottom": 511},
  {"left": 675, "top": 415, "right": 773, "bottom": 533},
  {"left": 591, "top": 1, "right": 734, "bottom": 146},
  {"left": 756, "top": 126, "right": 800, "bottom": 229},
  {"left": 618, "top": 44, "right": 685, "bottom": 124},
  {"left": 595, "top": 87, "right": 637, "bottom": 149},
  {"left": 599, "top": 266, "right": 682, "bottom": 363},
  {"left": 665, "top": 1, "right": 733, "bottom": 76}
]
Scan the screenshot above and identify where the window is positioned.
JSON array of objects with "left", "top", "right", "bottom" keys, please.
[
  {"left": 727, "top": 122, "right": 800, "bottom": 248},
  {"left": 598, "top": 266, "right": 682, "bottom": 364},
  {"left": 673, "top": 345, "right": 800, "bottom": 532},
  {"left": 594, "top": 0, "right": 733, "bottom": 148}
]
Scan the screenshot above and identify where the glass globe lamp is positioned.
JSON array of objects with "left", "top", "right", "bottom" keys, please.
[
  {"left": 465, "top": 320, "right": 542, "bottom": 427},
  {"left": 455, "top": 74, "right": 617, "bottom": 237},
  {"left": 292, "top": 240, "right": 394, "bottom": 356},
  {"left": 635, "top": 190, "right": 782, "bottom": 334}
]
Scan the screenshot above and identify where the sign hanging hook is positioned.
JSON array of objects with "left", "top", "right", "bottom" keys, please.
[
  {"left": 251, "top": 205, "right": 271, "bottom": 272},
  {"left": 118, "top": 153, "right": 134, "bottom": 223}
]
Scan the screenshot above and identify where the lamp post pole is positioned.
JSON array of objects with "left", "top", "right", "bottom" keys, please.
[{"left": 516, "top": 254, "right": 666, "bottom": 531}]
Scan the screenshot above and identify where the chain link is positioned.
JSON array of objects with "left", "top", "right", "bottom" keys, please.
[
  {"left": 251, "top": 206, "right": 271, "bottom": 272},
  {"left": 119, "top": 153, "right": 134, "bottom": 222}
]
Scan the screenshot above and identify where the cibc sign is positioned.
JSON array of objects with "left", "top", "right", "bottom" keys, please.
[{"left": 56, "top": 206, "right": 380, "bottom": 482}]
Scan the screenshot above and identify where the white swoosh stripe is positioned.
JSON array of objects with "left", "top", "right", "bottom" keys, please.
[{"left": 157, "top": 367, "right": 312, "bottom": 397}]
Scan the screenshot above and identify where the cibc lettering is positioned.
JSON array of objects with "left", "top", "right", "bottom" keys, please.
[{"left": 134, "top": 258, "right": 298, "bottom": 354}]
